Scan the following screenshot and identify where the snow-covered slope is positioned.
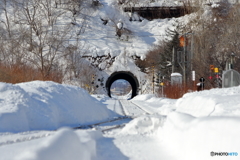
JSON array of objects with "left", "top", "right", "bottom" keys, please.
[
  {"left": 176, "top": 86, "right": 240, "bottom": 117},
  {"left": 77, "top": 0, "right": 193, "bottom": 94},
  {"left": 82, "top": 0, "right": 183, "bottom": 64},
  {"left": 0, "top": 81, "right": 117, "bottom": 133}
]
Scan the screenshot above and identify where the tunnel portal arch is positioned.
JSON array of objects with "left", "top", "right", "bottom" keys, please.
[{"left": 106, "top": 71, "right": 139, "bottom": 99}]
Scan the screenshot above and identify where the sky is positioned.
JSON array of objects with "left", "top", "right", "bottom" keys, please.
[{"left": 0, "top": 81, "right": 239, "bottom": 160}]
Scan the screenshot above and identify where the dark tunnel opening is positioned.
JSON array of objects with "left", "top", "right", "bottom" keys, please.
[{"left": 106, "top": 71, "right": 139, "bottom": 99}]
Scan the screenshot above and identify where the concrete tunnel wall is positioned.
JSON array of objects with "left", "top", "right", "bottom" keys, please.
[{"left": 105, "top": 71, "right": 139, "bottom": 99}]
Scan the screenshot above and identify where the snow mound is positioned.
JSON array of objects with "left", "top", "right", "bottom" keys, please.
[
  {"left": 132, "top": 94, "right": 176, "bottom": 115},
  {"left": 176, "top": 86, "right": 240, "bottom": 117},
  {"left": 161, "top": 112, "right": 240, "bottom": 160},
  {"left": 0, "top": 81, "right": 116, "bottom": 133},
  {"left": 121, "top": 114, "right": 165, "bottom": 135},
  {"left": 16, "top": 128, "right": 101, "bottom": 160}
]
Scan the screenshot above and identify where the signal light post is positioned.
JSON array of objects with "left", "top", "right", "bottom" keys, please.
[
  {"left": 209, "top": 65, "right": 214, "bottom": 81},
  {"left": 160, "top": 82, "right": 164, "bottom": 97},
  {"left": 199, "top": 77, "right": 205, "bottom": 91},
  {"left": 214, "top": 67, "right": 220, "bottom": 88},
  {"left": 209, "top": 65, "right": 220, "bottom": 88}
]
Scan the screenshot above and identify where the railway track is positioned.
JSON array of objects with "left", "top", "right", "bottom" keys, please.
[
  {"left": 74, "top": 99, "right": 152, "bottom": 133},
  {"left": 0, "top": 100, "right": 151, "bottom": 146},
  {"left": 119, "top": 99, "right": 152, "bottom": 117}
]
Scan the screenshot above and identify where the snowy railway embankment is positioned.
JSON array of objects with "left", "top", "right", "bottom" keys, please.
[{"left": 0, "top": 81, "right": 240, "bottom": 160}]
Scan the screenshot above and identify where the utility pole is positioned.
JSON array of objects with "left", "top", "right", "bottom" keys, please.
[
  {"left": 152, "top": 65, "right": 155, "bottom": 94},
  {"left": 190, "top": 32, "right": 194, "bottom": 71},
  {"left": 180, "top": 32, "right": 194, "bottom": 89},
  {"left": 230, "top": 52, "right": 235, "bottom": 69},
  {"left": 172, "top": 47, "right": 175, "bottom": 73},
  {"left": 183, "top": 34, "right": 186, "bottom": 88}
]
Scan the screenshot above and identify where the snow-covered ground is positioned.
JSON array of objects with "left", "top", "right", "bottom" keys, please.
[
  {"left": 0, "top": 81, "right": 239, "bottom": 160},
  {"left": 0, "top": 0, "right": 239, "bottom": 159}
]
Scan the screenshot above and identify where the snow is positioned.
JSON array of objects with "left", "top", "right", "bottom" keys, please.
[
  {"left": 0, "top": 0, "right": 240, "bottom": 159},
  {"left": 132, "top": 94, "right": 177, "bottom": 115},
  {"left": 0, "top": 81, "right": 117, "bottom": 133},
  {"left": 161, "top": 112, "right": 240, "bottom": 160},
  {"left": 15, "top": 128, "right": 100, "bottom": 160},
  {"left": 0, "top": 81, "right": 240, "bottom": 160},
  {"left": 176, "top": 87, "right": 240, "bottom": 117},
  {"left": 64, "top": 0, "right": 189, "bottom": 94},
  {"left": 117, "top": 21, "right": 123, "bottom": 30},
  {"left": 0, "top": 128, "right": 101, "bottom": 160},
  {"left": 171, "top": 72, "right": 182, "bottom": 77}
]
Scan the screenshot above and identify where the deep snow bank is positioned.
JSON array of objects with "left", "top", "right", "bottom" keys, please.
[
  {"left": 0, "top": 81, "right": 116, "bottom": 133},
  {"left": 126, "top": 90, "right": 240, "bottom": 159},
  {"left": 158, "top": 87, "right": 240, "bottom": 160},
  {"left": 161, "top": 112, "right": 240, "bottom": 160},
  {"left": 176, "top": 86, "right": 240, "bottom": 117},
  {"left": 16, "top": 128, "right": 101, "bottom": 160}
]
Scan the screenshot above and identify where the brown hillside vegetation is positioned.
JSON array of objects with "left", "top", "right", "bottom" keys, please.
[{"left": 0, "top": 63, "right": 62, "bottom": 84}]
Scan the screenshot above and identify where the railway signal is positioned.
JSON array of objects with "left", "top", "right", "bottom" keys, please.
[{"left": 210, "top": 65, "right": 214, "bottom": 71}]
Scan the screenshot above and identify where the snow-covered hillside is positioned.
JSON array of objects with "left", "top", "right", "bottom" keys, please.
[
  {"left": 76, "top": 0, "right": 194, "bottom": 94},
  {"left": 0, "top": 0, "right": 195, "bottom": 95},
  {"left": 82, "top": 0, "right": 179, "bottom": 59}
]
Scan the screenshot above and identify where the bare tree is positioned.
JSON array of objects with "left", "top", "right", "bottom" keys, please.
[
  {"left": 0, "top": 0, "right": 94, "bottom": 84},
  {"left": 0, "top": 0, "right": 29, "bottom": 67},
  {"left": 64, "top": 43, "right": 98, "bottom": 91},
  {"left": 12, "top": 0, "right": 72, "bottom": 80},
  {"left": 187, "top": 1, "right": 240, "bottom": 88}
]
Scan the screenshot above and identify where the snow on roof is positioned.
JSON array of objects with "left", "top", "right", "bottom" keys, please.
[{"left": 171, "top": 72, "right": 182, "bottom": 76}]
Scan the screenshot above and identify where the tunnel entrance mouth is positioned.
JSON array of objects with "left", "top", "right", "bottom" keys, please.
[{"left": 106, "top": 71, "right": 139, "bottom": 99}]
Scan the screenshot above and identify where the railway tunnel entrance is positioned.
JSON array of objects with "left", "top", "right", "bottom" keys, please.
[{"left": 106, "top": 71, "right": 139, "bottom": 99}]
